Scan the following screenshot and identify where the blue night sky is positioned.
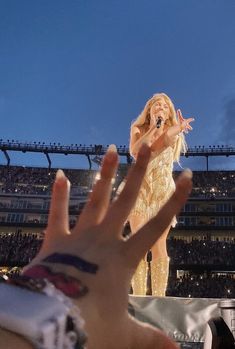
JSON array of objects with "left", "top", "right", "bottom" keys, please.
[{"left": 0, "top": 0, "right": 235, "bottom": 170}]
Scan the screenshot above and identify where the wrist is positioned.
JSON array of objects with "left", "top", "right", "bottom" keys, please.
[
  {"left": 1, "top": 272, "right": 87, "bottom": 348},
  {"left": 180, "top": 123, "right": 184, "bottom": 131},
  {"left": 21, "top": 264, "right": 88, "bottom": 299},
  {"left": 22, "top": 252, "right": 98, "bottom": 302},
  {"left": 23, "top": 263, "right": 88, "bottom": 314},
  {"left": 178, "top": 123, "right": 185, "bottom": 134}
]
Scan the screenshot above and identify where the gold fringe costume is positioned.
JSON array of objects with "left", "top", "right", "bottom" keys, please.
[
  {"left": 129, "top": 147, "right": 176, "bottom": 296},
  {"left": 129, "top": 147, "right": 176, "bottom": 224}
]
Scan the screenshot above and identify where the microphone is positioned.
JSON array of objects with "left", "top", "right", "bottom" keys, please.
[{"left": 156, "top": 117, "right": 163, "bottom": 129}]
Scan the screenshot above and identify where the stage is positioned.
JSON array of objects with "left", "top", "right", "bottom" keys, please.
[{"left": 128, "top": 295, "right": 221, "bottom": 348}]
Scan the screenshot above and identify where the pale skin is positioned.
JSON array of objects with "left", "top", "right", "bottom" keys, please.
[
  {"left": 129, "top": 97, "right": 194, "bottom": 260},
  {"left": 0, "top": 143, "right": 192, "bottom": 349}
]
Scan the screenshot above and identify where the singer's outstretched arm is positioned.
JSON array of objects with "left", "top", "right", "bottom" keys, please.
[{"left": 130, "top": 109, "right": 194, "bottom": 157}]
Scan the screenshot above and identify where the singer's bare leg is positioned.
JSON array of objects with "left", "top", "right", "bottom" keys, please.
[{"left": 151, "top": 225, "right": 171, "bottom": 258}]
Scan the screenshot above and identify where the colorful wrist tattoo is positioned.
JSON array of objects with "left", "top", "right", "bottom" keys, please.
[
  {"left": 43, "top": 252, "right": 99, "bottom": 274},
  {"left": 15, "top": 265, "right": 89, "bottom": 298}
]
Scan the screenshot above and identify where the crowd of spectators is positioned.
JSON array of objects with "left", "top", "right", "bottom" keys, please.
[
  {"left": 0, "top": 164, "right": 234, "bottom": 300},
  {"left": 0, "top": 232, "right": 42, "bottom": 266},
  {"left": 1, "top": 233, "right": 235, "bottom": 268},
  {"left": 0, "top": 165, "right": 234, "bottom": 198},
  {"left": 0, "top": 165, "right": 97, "bottom": 196},
  {"left": 168, "top": 238, "right": 235, "bottom": 266},
  {"left": 1, "top": 233, "right": 235, "bottom": 298},
  {"left": 181, "top": 171, "right": 235, "bottom": 198},
  {"left": 167, "top": 273, "right": 235, "bottom": 298}
]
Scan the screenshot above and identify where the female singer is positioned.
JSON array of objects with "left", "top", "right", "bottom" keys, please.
[{"left": 129, "top": 93, "right": 194, "bottom": 296}]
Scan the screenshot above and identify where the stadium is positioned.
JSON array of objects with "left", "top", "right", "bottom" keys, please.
[
  {"left": 0, "top": 140, "right": 234, "bottom": 348},
  {"left": 1, "top": 141, "right": 235, "bottom": 292}
]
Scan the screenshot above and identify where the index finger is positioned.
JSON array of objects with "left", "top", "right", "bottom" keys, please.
[
  {"left": 177, "top": 109, "right": 184, "bottom": 122},
  {"left": 47, "top": 170, "right": 70, "bottom": 235},
  {"left": 75, "top": 145, "right": 119, "bottom": 233}
]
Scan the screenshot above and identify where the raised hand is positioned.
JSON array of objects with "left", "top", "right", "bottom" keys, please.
[
  {"left": 177, "top": 109, "right": 194, "bottom": 134},
  {"left": 26, "top": 143, "right": 192, "bottom": 349}
]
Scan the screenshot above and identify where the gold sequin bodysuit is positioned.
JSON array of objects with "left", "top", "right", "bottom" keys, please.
[{"left": 129, "top": 146, "right": 176, "bottom": 226}]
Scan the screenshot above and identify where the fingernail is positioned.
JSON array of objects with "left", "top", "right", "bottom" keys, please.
[
  {"left": 105, "top": 144, "right": 118, "bottom": 163},
  {"left": 56, "top": 169, "right": 65, "bottom": 180},
  {"left": 107, "top": 144, "right": 117, "bottom": 153},
  {"left": 182, "top": 168, "right": 193, "bottom": 179}
]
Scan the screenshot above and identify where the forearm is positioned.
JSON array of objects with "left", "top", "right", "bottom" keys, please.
[
  {"left": 153, "top": 124, "right": 182, "bottom": 151},
  {"left": 165, "top": 124, "right": 182, "bottom": 139},
  {"left": 0, "top": 327, "right": 33, "bottom": 349},
  {"left": 131, "top": 127, "right": 158, "bottom": 158}
]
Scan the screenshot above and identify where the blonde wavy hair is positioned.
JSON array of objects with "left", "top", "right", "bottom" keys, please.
[{"left": 130, "top": 93, "right": 187, "bottom": 162}]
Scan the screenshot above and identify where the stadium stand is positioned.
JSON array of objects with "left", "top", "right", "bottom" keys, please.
[{"left": 0, "top": 146, "right": 234, "bottom": 299}]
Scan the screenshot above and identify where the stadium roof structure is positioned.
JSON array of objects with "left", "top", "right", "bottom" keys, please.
[{"left": 0, "top": 140, "right": 235, "bottom": 170}]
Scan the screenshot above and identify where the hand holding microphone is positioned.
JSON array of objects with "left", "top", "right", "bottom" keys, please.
[{"left": 156, "top": 116, "right": 164, "bottom": 129}]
